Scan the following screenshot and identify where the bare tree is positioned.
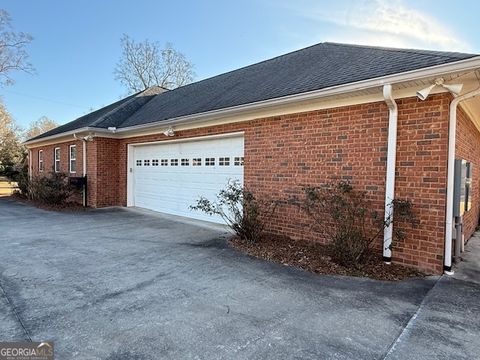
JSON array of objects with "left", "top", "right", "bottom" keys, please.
[
  {"left": 0, "top": 9, "right": 33, "bottom": 86},
  {"left": 114, "top": 34, "right": 194, "bottom": 92},
  {"left": 24, "top": 115, "right": 58, "bottom": 140}
]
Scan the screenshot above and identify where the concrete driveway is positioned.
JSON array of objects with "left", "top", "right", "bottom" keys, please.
[{"left": 0, "top": 197, "right": 479, "bottom": 359}]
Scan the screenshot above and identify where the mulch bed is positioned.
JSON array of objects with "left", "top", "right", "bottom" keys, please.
[
  {"left": 10, "top": 194, "right": 89, "bottom": 212},
  {"left": 230, "top": 235, "right": 425, "bottom": 281}
]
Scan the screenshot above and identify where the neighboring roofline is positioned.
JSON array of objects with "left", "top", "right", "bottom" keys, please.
[{"left": 24, "top": 55, "right": 480, "bottom": 146}]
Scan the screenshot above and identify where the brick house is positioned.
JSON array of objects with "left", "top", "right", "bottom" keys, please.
[{"left": 25, "top": 43, "right": 480, "bottom": 274}]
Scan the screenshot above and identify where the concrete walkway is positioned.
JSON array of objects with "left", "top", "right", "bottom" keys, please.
[
  {"left": 384, "top": 232, "right": 480, "bottom": 360},
  {"left": 0, "top": 197, "right": 479, "bottom": 359}
]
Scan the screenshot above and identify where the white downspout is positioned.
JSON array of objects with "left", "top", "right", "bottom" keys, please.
[
  {"left": 73, "top": 134, "right": 89, "bottom": 206},
  {"left": 444, "top": 87, "right": 480, "bottom": 274},
  {"left": 28, "top": 149, "right": 32, "bottom": 180},
  {"left": 383, "top": 84, "right": 398, "bottom": 263},
  {"left": 82, "top": 139, "right": 87, "bottom": 177}
]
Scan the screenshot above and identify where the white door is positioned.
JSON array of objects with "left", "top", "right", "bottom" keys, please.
[{"left": 130, "top": 135, "right": 244, "bottom": 223}]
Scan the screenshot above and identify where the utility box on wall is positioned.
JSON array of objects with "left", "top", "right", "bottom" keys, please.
[
  {"left": 453, "top": 159, "right": 472, "bottom": 217},
  {"left": 69, "top": 176, "right": 87, "bottom": 189}
]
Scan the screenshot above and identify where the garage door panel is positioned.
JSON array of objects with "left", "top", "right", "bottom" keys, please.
[{"left": 131, "top": 136, "right": 244, "bottom": 223}]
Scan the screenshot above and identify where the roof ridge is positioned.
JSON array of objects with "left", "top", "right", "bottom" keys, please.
[
  {"left": 323, "top": 42, "right": 475, "bottom": 59},
  {"left": 154, "top": 42, "right": 331, "bottom": 97}
]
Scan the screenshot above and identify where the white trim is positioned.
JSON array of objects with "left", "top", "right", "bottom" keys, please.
[
  {"left": 127, "top": 144, "right": 134, "bottom": 207},
  {"left": 24, "top": 128, "right": 111, "bottom": 147},
  {"left": 126, "top": 131, "right": 245, "bottom": 148},
  {"left": 38, "top": 150, "right": 44, "bottom": 172},
  {"left": 22, "top": 56, "right": 480, "bottom": 147},
  {"left": 69, "top": 145, "right": 77, "bottom": 174},
  {"left": 126, "top": 132, "right": 245, "bottom": 208},
  {"left": 54, "top": 147, "right": 61, "bottom": 173}
]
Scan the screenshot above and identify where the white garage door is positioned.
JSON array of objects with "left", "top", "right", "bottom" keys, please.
[{"left": 130, "top": 135, "right": 244, "bottom": 223}]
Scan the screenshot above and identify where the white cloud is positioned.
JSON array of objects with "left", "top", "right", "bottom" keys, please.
[{"left": 285, "top": 0, "right": 470, "bottom": 51}]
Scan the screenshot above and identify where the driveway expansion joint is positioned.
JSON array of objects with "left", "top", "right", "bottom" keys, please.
[{"left": 0, "top": 279, "right": 32, "bottom": 341}]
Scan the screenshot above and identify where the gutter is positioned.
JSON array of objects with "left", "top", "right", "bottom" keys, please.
[
  {"left": 443, "top": 86, "right": 480, "bottom": 274},
  {"left": 382, "top": 84, "right": 398, "bottom": 263},
  {"left": 24, "top": 127, "right": 110, "bottom": 147},
  {"left": 23, "top": 56, "right": 480, "bottom": 146}
]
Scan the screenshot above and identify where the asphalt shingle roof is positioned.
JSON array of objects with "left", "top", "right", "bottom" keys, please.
[
  {"left": 28, "top": 87, "right": 165, "bottom": 141},
  {"left": 31, "top": 42, "right": 477, "bottom": 141}
]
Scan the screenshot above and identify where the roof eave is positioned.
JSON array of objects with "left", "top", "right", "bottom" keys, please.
[
  {"left": 25, "top": 55, "right": 480, "bottom": 145},
  {"left": 115, "top": 55, "right": 480, "bottom": 134},
  {"left": 23, "top": 127, "right": 112, "bottom": 147}
]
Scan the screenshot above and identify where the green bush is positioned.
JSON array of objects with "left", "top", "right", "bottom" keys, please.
[
  {"left": 190, "top": 180, "right": 277, "bottom": 242},
  {"left": 303, "top": 181, "right": 417, "bottom": 266}
]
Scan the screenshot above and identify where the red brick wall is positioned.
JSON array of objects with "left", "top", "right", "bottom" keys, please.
[
  {"left": 456, "top": 107, "right": 480, "bottom": 241},
  {"left": 114, "top": 94, "right": 450, "bottom": 273},
  {"left": 94, "top": 138, "right": 120, "bottom": 207},
  {"left": 30, "top": 140, "right": 83, "bottom": 177},
  {"left": 393, "top": 96, "right": 450, "bottom": 273},
  {"left": 29, "top": 94, "right": 453, "bottom": 274}
]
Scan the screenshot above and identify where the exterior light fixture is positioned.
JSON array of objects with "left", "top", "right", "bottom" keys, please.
[
  {"left": 163, "top": 127, "right": 175, "bottom": 137},
  {"left": 416, "top": 78, "right": 463, "bottom": 100}
]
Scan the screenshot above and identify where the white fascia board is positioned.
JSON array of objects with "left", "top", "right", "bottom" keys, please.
[{"left": 23, "top": 127, "right": 114, "bottom": 147}]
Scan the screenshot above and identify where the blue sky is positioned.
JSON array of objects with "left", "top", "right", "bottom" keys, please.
[{"left": 2, "top": 0, "right": 479, "bottom": 128}]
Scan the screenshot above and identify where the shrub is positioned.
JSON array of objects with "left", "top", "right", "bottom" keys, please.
[
  {"left": 190, "top": 180, "right": 277, "bottom": 242},
  {"left": 17, "top": 171, "right": 75, "bottom": 205},
  {"left": 13, "top": 164, "right": 29, "bottom": 197},
  {"left": 303, "top": 181, "right": 417, "bottom": 266}
]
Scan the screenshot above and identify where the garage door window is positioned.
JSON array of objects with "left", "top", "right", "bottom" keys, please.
[
  {"left": 193, "top": 158, "right": 202, "bottom": 166},
  {"left": 234, "top": 157, "right": 244, "bottom": 166},
  {"left": 136, "top": 160, "right": 142, "bottom": 166},
  {"left": 181, "top": 159, "right": 189, "bottom": 166},
  {"left": 161, "top": 159, "right": 168, "bottom": 166},
  {"left": 144, "top": 160, "right": 150, "bottom": 166},
  {"left": 171, "top": 159, "right": 178, "bottom": 166},
  {"left": 219, "top": 157, "right": 230, "bottom": 166},
  {"left": 152, "top": 159, "right": 159, "bottom": 166},
  {"left": 205, "top": 158, "right": 215, "bottom": 166}
]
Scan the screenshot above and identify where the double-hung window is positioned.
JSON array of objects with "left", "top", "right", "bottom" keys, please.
[
  {"left": 38, "top": 150, "right": 44, "bottom": 172},
  {"left": 54, "top": 147, "right": 61, "bottom": 172},
  {"left": 69, "top": 145, "right": 77, "bottom": 173}
]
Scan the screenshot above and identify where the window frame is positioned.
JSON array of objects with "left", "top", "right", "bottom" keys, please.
[
  {"left": 205, "top": 157, "right": 215, "bottom": 166},
  {"left": 54, "top": 147, "right": 61, "bottom": 173},
  {"left": 69, "top": 145, "right": 77, "bottom": 174},
  {"left": 192, "top": 158, "right": 202, "bottom": 166},
  {"left": 38, "top": 150, "right": 44, "bottom": 172}
]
